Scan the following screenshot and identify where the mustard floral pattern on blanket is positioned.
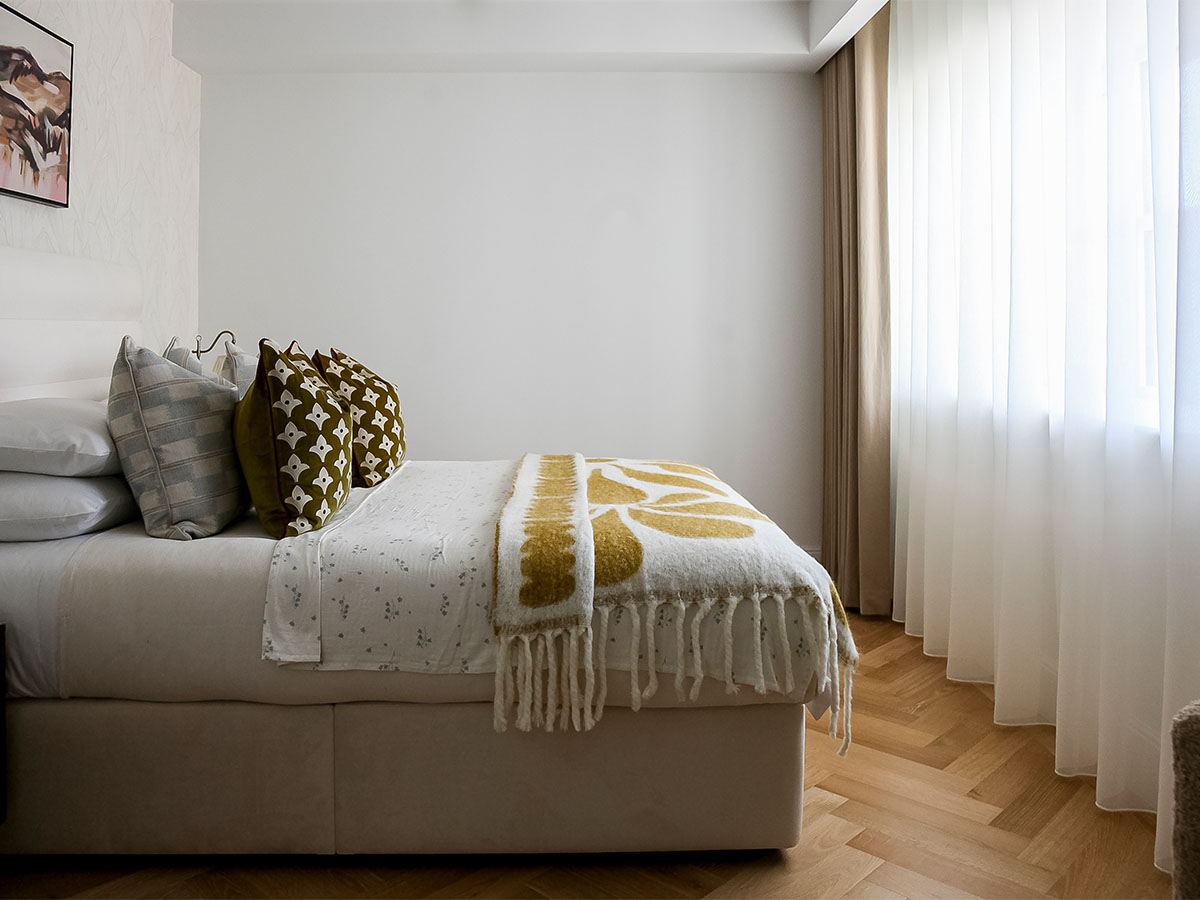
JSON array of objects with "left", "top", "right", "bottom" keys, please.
[{"left": 586, "top": 459, "right": 771, "bottom": 587}]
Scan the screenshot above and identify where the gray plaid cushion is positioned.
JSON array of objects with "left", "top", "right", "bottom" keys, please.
[
  {"left": 219, "top": 340, "right": 258, "bottom": 399},
  {"left": 163, "top": 336, "right": 203, "bottom": 375},
  {"left": 107, "top": 335, "right": 248, "bottom": 540}
]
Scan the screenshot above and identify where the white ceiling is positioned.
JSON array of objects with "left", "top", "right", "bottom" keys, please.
[{"left": 171, "top": 0, "right": 885, "bottom": 75}]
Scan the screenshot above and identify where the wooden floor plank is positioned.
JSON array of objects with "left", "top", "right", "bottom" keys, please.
[
  {"left": 69, "top": 867, "right": 212, "bottom": 900},
  {"left": 817, "top": 773, "right": 1030, "bottom": 856},
  {"left": 857, "top": 861, "right": 986, "bottom": 900},
  {"left": 832, "top": 799, "right": 1059, "bottom": 894},
  {"left": 845, "top": 829, "right": 1050, "bottom": 900},
  {"left": 701, "top": 816, "right": 878, "bottom": 900}
]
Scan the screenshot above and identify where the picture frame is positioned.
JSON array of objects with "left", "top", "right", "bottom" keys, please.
[{"left": 0, "top": 0, "right": 73, "bottom": 208}]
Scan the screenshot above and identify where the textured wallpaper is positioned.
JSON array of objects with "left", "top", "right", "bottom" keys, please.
[{"left": 0, "top": 0, "right": 200, "bottom": 349}]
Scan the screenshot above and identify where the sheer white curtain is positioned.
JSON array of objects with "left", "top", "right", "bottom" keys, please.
[{"left": 888, "top": 0, "right": 1199, "bottom": 870}]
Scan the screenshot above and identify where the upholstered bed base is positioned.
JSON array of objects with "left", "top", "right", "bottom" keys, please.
[{"left": 0, "top": 699, "right": 806, "bottom": 854}]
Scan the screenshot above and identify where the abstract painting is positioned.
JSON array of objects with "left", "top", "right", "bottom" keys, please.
[{"left": 0, "top": 2, "right": 71, "bottom": 207}]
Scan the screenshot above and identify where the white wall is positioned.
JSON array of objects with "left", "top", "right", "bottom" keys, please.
[
  {"left": 0, "top": 0, "right": 201, "bottom": 348},
  {"left": 200, "top": 72, "right": 823, "bottom": 547}
]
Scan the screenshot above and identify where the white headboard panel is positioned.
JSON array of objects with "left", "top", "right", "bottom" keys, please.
[{"left": 0, "top": 246, "right": 143, "bottom": 403}]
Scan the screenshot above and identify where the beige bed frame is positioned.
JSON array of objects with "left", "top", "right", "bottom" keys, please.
[
  {"left": 0, "top": 700, "right": 805, "bottom": 853},
  {"left": 0, "top": 248, "right": 808, "bottom": 854}
]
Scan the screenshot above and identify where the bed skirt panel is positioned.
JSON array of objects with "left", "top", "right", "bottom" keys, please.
[
  {"left": 334, "top": 702, "right": 806, "bottom": 853},
  {"left": 0, "top": 699, "right": 805, "bottom": 854},
  {"left": 0, "top": 700, "right": 336, "bottom": 854}
]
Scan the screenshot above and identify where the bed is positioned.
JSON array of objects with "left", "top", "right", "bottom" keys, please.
[{"left": 0, "top": 247, "right": 851, "bottom": 854}]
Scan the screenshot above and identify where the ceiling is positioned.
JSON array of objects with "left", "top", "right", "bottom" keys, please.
[{"left": 171, "top": 0, "right": 885, "bottom": 75}]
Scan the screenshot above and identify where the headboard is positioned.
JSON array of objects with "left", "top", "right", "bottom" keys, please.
[{"left": 0, "top": 246, "right": 142, "bottom": 403}]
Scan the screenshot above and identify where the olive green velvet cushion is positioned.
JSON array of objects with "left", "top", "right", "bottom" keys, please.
[
  {"left": 234, "top": 339, "right": 354, "bottom": 538},
  {"left": 312, "top": 348, "right": 406, "bottom": 487}
]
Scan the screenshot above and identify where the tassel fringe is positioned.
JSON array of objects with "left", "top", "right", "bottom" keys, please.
[
  {"left": 492, "top": 591, "right": 854, "bottom": 752},
  {"left": 723, "top": 596, "right": 740, "bottom": 695},
  {"left": 673, "top": 599, "right": 687, "bottom": 699}
]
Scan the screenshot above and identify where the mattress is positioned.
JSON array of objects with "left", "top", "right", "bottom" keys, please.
[{"left": 1, "top": 460, "right": 831, "bottom": 713}]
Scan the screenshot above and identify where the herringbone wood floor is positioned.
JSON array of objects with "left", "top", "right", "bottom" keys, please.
[{"left": 0, "top": 615, "right": 1173, "bottom": 899}]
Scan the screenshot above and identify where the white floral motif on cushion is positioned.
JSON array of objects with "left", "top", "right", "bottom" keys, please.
[
  {"left": 285, "top": 485, "right": 312, "bottom": 512},
  {"left": 305, "top": 404, "right": 331, "bottom": 428},
  {"left": 299, "top": 375, "right": 325, "bottom": 398},
  {"left": 310, "top": 434, "right": 334, "bottom": 462},
  {"left": 332, "top": 420, "right": 350, "bottom": 442},
  {"left": 278, "top": 422, "right": 306, "bottom": 449},
  {"left": 273, "top": 390, "right": 301, "bottom": 416},
  {"left": 312, "top": 467, "right": 334, "bottom": 492},
  {"left": 281, "top": 454, "right": 310, "bottom": 481}
]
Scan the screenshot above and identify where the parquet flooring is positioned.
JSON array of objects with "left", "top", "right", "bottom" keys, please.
[{"left": 0, "top": 615, "right": 1173, "bottom": 899}]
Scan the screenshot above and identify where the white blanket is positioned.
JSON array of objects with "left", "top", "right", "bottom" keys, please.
[{"left": 491, "top": 455, "right": 857, "bottom": 742}]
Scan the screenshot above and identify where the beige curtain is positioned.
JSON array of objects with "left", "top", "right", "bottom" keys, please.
[{"left": 820, "top": 5, "right": 891, "bottom": 615}]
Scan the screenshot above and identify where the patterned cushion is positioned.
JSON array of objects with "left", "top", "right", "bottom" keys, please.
[
  {"left": 313, "top": 348, "right": 406, "bottom": 487},
  {"left": 234, "top": 339, "right": 354, "bottom": 538},
  {"left": 107, "top": 335, "right": 247, "bottom": 540},
  {"left": 219, "top": 340, "right": 257, "bottom": 399},
  {"left": 163, "top": 336, "right": 203, "bottom": 375}
]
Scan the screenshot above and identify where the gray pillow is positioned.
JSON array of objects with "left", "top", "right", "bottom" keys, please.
[
  {"left": 0, "top": 398, "right": 122, "bottom": 477},
  {"left": 163, "top": 336, "right": 203, "bottom": 375},
  {"left": 0, "top": 471, "right": 137, "bottom": 541},
  {"left": 107, "top": 335, "right": 248, "bottom": 540},
  {"left": 219, "top": 340, "right": 258, "bottom": 399}
]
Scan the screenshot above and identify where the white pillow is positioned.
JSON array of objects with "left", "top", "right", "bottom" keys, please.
[
  {"left": 0, "top": 472, "right": 138, "bottom": 542},
  {"left": 0, "top": 398, "right": 122, "bottom": 477}
]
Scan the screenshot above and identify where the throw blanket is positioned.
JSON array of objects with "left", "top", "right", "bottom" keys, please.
[{"left": 493, "top": 454, "right": 858, "bottom": 752}]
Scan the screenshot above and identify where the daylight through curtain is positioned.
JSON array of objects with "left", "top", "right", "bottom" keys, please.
[{"left": 888, "top": 0, "right": 1198, "bottom": 870}]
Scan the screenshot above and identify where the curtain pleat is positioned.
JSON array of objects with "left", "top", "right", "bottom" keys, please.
[
  {"left": 889, "top": 0, "right": 1198, "bottom": 871},
  {"left": 821, "top": 6, "right": 893, "bottom": 616}
]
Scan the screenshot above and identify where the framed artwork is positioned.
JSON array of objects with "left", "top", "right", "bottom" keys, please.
[{"left": 0, "top": 1, "right": 72, "bottom": 207}]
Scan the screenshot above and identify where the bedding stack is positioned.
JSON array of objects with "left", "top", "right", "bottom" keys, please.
[
  {"left": 0, "top": 397, "right": 137, "bottom": 542},
  {"left": 261, "top": 452, "right": 858, "bottom": 749},
  {"left": 3, "top": 331, "right": 855, "bottom": 751}
]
